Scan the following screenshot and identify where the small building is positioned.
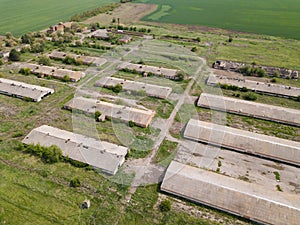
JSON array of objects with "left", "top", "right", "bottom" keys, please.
[
  {"left": 48, "top": 22, "right": 65, "bottom": 34},
  {"left": 118, "top": 35, "right": 132, "bottom": 44},
  {"left": 83, "top": 199, "right": 90, "bottom": 209},
  {"left": 90, "top": 29, "right": 110, "bottom": 40}
]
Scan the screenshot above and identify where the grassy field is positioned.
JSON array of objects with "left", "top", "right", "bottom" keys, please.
[
  {"left": 137, "top": 0, "right": 300, "bottom": 40},
  {"left": 0, "top": 0, "right": 117, "bottom": 36}
]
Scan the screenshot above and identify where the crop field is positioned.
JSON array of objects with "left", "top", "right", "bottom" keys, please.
[
  {"left": 137, "top": 0, "right": 300, "bottom": 40},
  {"left": 0, "top": 0, "right": 117, "bottom": 36}
]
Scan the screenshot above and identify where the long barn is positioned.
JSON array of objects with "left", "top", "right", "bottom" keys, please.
[
  {"left": 184, "top": 119, "right": 300, "bottom": 166},
  {"left": 161, "top": 161, "right": 300, "bottom": 225},
  {"left": 22, "top": 125, "right": 128, "bottom": 175},
  {"left": 197, "top": 93, "right": 300, "bottom": 126}
]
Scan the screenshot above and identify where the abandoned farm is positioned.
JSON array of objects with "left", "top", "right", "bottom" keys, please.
[{"left": 0, "top": 6, "right": 300, "bottom": 224}]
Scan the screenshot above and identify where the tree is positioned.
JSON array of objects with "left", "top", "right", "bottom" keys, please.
[
  {"left": 95, "top": 111, "right": 102, "bottom": 121},
  {"left": 62, "top": 75, "right": 71, "bottom": 82},
  {"left": 112, "top": 83, "right": 123, "bottom": 93},
  {"left": 128, "top": 120, "right": 134, "bottom": 127},
  {"left": 243, "top": 92, "right": 257, "bottom": 101},
  {"left": 19, "top": 68, "right": 31, "bottom": 75},
  {"left": 176, "top": 71, "right": 185, "bottom": 81},
  {"left": 70, "top": 177, "right": 81, "bottom": 188},
  {"left": 191, "top": 46, "right": 197, "bottom": 52},
  {"left": 160, "top": 199, "right": 171, "bottom": 212},
  {"left": 38, "top": 56, "right": 51, "bottom": 66},
  {"left": 228, "top": 36, "right": 233, "bottom": 42},
  {"left": 21, "top": 33, "right": 34, "bottom": 44},
  {"left": 8, "top": 49, "right": 21, "bottom": 61}
]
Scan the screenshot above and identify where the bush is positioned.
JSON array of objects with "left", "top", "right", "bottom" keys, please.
[
  {"left": 241, "top": 87, "right": 248, "bottom": 92},
  {"left": 0, "top": 59, "right": 3, "bottom": 66},
  {"left": 19, "top": 68, "right": 31, "bottom": 75},
  {"left": 270, "top": 78, "right": 277, "bottom": 83},
  {"left": 112, "top": 83, "right": 123, "bottom": 93},
  {"left": 95, "top": 111, "right": 102, "bottom": 121},
  {"left": 38, "top": 56, "right": 51, "bottom": 66},
  {"left": 70, "top": 177, "right": 81, "bottom": 188},
  {"left": 243, "top": 92, "right": 257, "bottom": 101},
  {"left": 159, "top": 199, "right": 171, "bottom": 212},
  {"left": 62, "top": 75, "right": 71, "bottom": 82},
  {"left": 23, "top": 144, "right": 63, "bottom": 163},
  {"left": 297, "top": 95, "right": 300, "bottom": 102},
  {"left": 128, "top": 120, "right": 134, "bottom": 127},
  {"left": 8, "top": 49, "right": 21, "bottom": 61}
]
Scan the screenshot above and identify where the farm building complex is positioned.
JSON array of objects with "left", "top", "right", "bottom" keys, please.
[
  {"left": 49, "top": 51, "right": 107, "bottom": 66},
  {"left": 118, "top": 62, "right": 179, "bottom": 80},
  {"left": 207, "top": 75, "right": 300, "bottom": 98},
  {"left": 198, "top": 93, "right": 300, "bottom": 126},
  {"left": 161, "top": 161, "right": 300, "bottom": 225},
  {"left": 184, "top": 119, "right": 300, "bottom": 166},
  {"left": 64, "top": 97, "right": 155, "bottom": 128},
  {"left": 22, "top": 125, "right": 128, "bottom": 175},
  {"left": 17, "top": 63, "right": 85, "bottom": 82},
  {"left": 0, "top": 78, "right": 54, "bottom": 102},
  {"left": 95, "top": 77, "right": 172, "bottom": 99}
]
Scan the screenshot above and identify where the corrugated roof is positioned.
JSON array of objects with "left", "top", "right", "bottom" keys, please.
[
  {"left": 22, "top": 125, "right": 128, "bottom": 175},
  {"left": 207, "top": 75, "right": 300, "bottom": 97},
  {"left": 184, "top": 119, "right": 300, "bottom": 166},
  {"left": 198, "top": 93, "right": 300, "bottom": 126},
  {"left": 161, "top": 161, "right": 300, "bottom": 225},
  {"left": 64, "top": 97, "right": 155, "bottom": 128},
  {"left": 95, "top": 77, "right": 172, "bottom": 99},
  {"left": 0, "top": 78, "right": 54, "bottom": 102}
]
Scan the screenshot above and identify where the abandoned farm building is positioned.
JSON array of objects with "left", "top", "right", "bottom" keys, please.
[
  {"left": 18, "top": 63, "right": 85, "bottom": 82},
  {"left": 213, "top": 60, "right": 299, "bottom": 79},
  {"left": 184, "top": 119, "right": 300, "bottom": 166},
  {"left": 207, "top": 75, "right": 300, "bottom": 98},
  {"left": 0, "top": 78, "right": 54, "bottom": 102},
  {"left": 118, "top": 62, "right": 179, "bottom": 80},
  {"left": 64, "top": 97, "right": 155, "bottom": 128},
  {"left": 198, "top": 93, "right": 300, "bottom": 127},
  {"left": 161, "top": 161, "right": 300, "bottom": 225},
  {"left": 49, "top": 51, "right": 107, "bottom": 67},
  {"left": 95, "top": 77, "right": 172, "bottom": 99},
  {"left": 90, "top": 29, "right": 110, "bottom": 40},
  {"left": 22, "top": 125, "right": 128, "bottom": 175}
]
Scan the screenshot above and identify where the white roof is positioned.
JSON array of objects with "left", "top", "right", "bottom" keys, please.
[
  {"left": 207, "top": 75, "right": 300, "bottom": 97},
  {"left": 184, "top": 119, "right": 300, "bottom": 166},
  {"left": 161, "top": 161, "right": 300, "bottom": 225},
  {"left": 0, "top": 78, "right": 54, "bottom": 102},
  {"left": 65, "top": 97, "right": 155, "bottom": 128},
  {"left": 95, "top": 77, "right": 172, "bottom": 99},
  {"left": 198, "top": 93, "right": 300, "bottom": 126},
  {"left": 22, "top": 125, "right": 128, "bottom": 175}
]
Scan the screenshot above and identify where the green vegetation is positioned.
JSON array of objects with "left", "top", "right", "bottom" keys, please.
[
  {"left": 243, "top": 92, "right": 258, "bottom": 101},
  {"left": 154, "top": 139, "right": 178, "bottom": 166},
  {"left": 276, "top": 184, "right": 283, "bottom": 192},
  {"left": 0, "top": 0, "right": 117, "bottom": 35},
  {"left": 138, "top": 0, "right": 300, "bottom": 39},
  {"left": 160, "top": 199, "right": 171, "bottom": 212},
  {"left": 70, "top": 177, "right": 81, "bottom": 188},
  {"left": 274, "top": 171, "right": 281, "bottom": 181},
  {"left": 8, "top": 49, "right": 21, "bottom": 61}
]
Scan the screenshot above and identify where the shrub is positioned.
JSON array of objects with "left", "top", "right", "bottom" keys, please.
[
  {"left": 160, "top": 199, "right": 171, "bottom": 212},
  {"left": 95, "top": 111, "right": 102, "bottom": 121},
  {"left": 62, "top": 75, "right": 71, "bottom": 82},
  {"left": 128, "top": 120, "right": 134, "bottom": 127},
  {"left": 276, "top": 185, "right": 283, "bottom": 192},
  {"left": 297, "top": 95, "right": 300, "bottom": 102},
  {"left": 19, "top": 68, "right": 31, "bottom": 75},
  {"left": 38, "top": 56, "right": 51, "bottom": 66},
  {"left": 270, "top": 78, "right": 277, "bottom": 83},
  {"left": 8, "top": 49, "right": 21, "bottom": 61},
  {"left": 274, "top": 171, "right": 280, "bottom": 181},
  {"left": 112, "top": 83, "right": 123, "bottom": 93},
  {"left": 243, "top": 92, "right": 257, "bottom": 101},
  {"left": 0, "top": 59, "right": 3, "bottom": 66},
  {"left": 241, "top": 87, "right": 248, "bottom": 92},
  {"left": 191, "top": 47, "right": 197, "bottom": 52},
  {"left": 70, "top": 177, "right": 81, "bottom": 188}
]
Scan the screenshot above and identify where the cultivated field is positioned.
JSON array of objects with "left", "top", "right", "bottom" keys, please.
[
  {"left": 0, "top": 0, "right": 117, "bottom": 36},
  {"left": 137, "top": 0, "right": 300, "bottom": 40}
]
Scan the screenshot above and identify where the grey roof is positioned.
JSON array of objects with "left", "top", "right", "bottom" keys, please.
[
  {"left": 0, "top": 78, "right": 54, "bottom": 102},
  {"left": 90, "top": 29, "right": 109, "bottom": 39},
  {"left": 18, "top": 63, "right": 85, "bottom": 82},
  {"left": 161, "top": 161, "right": 300, "bottom": 225},
  {"left": 118, "top": 62, "right": 178, "bottom": 79},
  {"left": 184, "top": 119, "right": 300, "bottom": 166},
  {"left": 95, "top": 77, "right": 172, "bottom": 99},
  {"left": 22, "top": 125, "right": 128, "bottom": 175},
  {"left": 49, "top": 51, "right": 107, "bottom": 66},
  {"left": 64, "top": 97, "right": 155, "bottom": 128},
  {"left": 198, "top": 93, "right": 300, "bottom": 126},
  {"left": 207, "top": 75, "right": 300, "bottom": 98}
]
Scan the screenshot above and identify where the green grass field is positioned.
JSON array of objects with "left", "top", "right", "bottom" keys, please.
[
  {"left": 137, "top": 0, "right": 300, "bottom": 40},
  {"left": 0, "top": 0, "right": 117, "bottom": 36}
]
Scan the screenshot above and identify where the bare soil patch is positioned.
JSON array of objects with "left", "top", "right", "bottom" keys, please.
[{"left": 84, "top": 3, "right": 158, "bottom": 25}]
